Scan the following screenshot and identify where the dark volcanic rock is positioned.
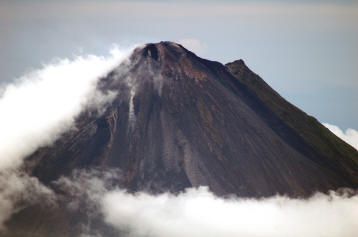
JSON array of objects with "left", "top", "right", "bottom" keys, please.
[
  {"left": 4, "top": 41, "right": 358, "bottom": 237},
  {"left": 27, "top": 41, "right": 357, "bottom": 196}
]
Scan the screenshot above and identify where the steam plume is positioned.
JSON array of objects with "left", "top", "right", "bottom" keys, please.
[{"left": 0, "top": 46, "right": 131, "bottom": 171}]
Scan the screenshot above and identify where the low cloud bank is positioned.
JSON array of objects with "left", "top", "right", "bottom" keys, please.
[
  {"left": 324, "top": 123, "right": 358, "bottom": 150},
  {"left": 53, "top": 170, "right": 358, "bottom": 237},
  {"left": 102, "top": 187, "right": 358, "bottom": 237}
]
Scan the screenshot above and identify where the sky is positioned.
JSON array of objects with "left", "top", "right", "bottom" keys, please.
[{"left": 0, "top": 0, "right": 357, "bottom": 129}]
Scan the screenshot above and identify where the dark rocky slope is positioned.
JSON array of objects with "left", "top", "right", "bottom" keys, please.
[{"left": 3, "top": 41, "right": 357, "bottom": 237}]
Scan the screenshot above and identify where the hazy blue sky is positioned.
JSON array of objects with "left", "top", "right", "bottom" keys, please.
[{"left": 1, "top": 0, "right": 357, "bottom": 128}]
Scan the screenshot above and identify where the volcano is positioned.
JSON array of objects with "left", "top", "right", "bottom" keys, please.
[{"left": 3, "top": 42, "right": 358, "bottom": 237}]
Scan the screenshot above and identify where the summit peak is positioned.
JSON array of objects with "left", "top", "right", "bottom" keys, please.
[{"left": 132, "top": 41, "right": 189, "bottom": 62}]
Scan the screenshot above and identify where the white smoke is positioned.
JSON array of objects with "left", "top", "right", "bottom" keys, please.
[
  {"left": 102, "top": 187, "right": 358, "bottom": 237},
  {"left": 0, "top": 46, "right": 133, "bottom": 229},
  {"left": 177, "top": 38, "right": 206, "bottom": 54},
  {"left": 0, "top": 46, "right": 132, "bottom": 171},
  {"left": 323, "top": 123, "right": 358, "bottom": 150}
]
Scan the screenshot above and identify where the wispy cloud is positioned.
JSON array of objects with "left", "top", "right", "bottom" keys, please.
[
  {"left": 0, "top": 46, "right": 131, "bottom": 171},
  {"left": 0, "top": 171, "right": 55, "bottom": 229},
  {"left": 177, "top": 38, "right": 206, "bottom": 54},
  {"left": 324, "top": 123, "right": 358, "bottom": 150}
]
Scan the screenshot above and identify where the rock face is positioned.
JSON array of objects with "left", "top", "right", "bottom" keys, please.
[{"left": 4, "top": 42, "right": 358, "bottom": 237}]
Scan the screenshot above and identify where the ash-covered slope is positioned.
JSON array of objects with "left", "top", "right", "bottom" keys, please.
[
  {"left": 26, "top": 41, "right": 358, "bottom": 196},
  {"left": 4, "top": 41, "right": 358, "bottom": 237}
]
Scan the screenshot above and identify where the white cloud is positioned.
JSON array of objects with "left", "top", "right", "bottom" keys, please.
[
  {"left": 0, "top": 46, "right": 132, "bottom": 171},
  {"left": 177, "top": 38, "right": 206, "bottom": 54},
  {"left": 102, "top": 187, "right": 358, "bottom": 237},
  {"left": 52, "top": 171, "right": 358, "bottom": 237},
  {"left": 323, "top": 123, "right": 358, "bottom": 150}
]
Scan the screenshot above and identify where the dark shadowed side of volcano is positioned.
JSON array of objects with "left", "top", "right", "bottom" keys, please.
[{"left": 4, "top": 42, "right": 358, "bottom": 237}]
